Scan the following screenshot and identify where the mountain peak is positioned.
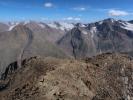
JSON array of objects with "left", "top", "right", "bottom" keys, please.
[{"left": 103, "top": 18, "right": 116, "bottom": 23}]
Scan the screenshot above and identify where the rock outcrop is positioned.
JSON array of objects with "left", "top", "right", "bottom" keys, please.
[{"left": 0, "top": 53, "right": 133, "bottom": 100}]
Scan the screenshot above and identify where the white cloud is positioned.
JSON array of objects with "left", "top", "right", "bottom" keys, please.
[
  {"left": 44, "top": 2, "right": 53, "bottom": 8},
  {"left": 65, "top": 17, "right": 73, "bottom": 20},
  {"left": 73, "top": 7, "right": 86, "bottom": 11},
  {"left": 74, "top": 17, "right": 81, "bottom": 21},
  {"left": 63, "top": 17, "right": 81, "bottom": 21},
  {"left": 108, "top": 10, "right": 129, "bottom": 16}
]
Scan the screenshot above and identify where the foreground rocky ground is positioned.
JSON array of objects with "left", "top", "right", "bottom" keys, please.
[{"left": 0, "top": 53, "right": 133, "bottom": 100}]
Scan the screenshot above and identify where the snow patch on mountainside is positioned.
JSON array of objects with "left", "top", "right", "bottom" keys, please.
[
  {"left": 47, "top": 22, "right": 74, "bottom": 31},
  {"left": 59, "top": 22, "right": 74, "bottom": 30},
  {"left": 80, "top": 24, "right": 86, "bottom": 27},
  {"left": 121, "top": 22, "right": 133, "bottom": 31},
  {"left": 90, "top": 27, "right": 97, "bottom": 38},
  {"left": 38, "top": 23, "right": 46, "bottom": 28},
  {"left": 23, "top": 21, "right": 30, "bottom": 25},
  {"left": 108, "top": 18, "right": 116, "bottom": 23},
  {"left": 8, "top": 22, "right": 19, "bottom": 31},
  {"left": 99, "top": 21, "right": 103, "bottom": 25},
  {"left": 47, "top": 23, "right": 57, "bottom": 29},
  {"left": 82, "top": 30, "right": 88, "bottom": 35}
]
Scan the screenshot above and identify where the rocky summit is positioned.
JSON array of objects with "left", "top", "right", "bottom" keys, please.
[{"left": 0, "top": 53, "right": 133, "bottom": 100}]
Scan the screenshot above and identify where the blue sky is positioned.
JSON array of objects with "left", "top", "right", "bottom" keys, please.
[{"left": 0, "top": 0, "right": 133, "bottom": 22}]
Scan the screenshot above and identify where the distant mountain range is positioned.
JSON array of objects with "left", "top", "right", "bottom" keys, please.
[
  {"left": 0, "top": 18, "right": 133, "bottom": 75},
  {"left": 0, "top": 21, "right": 74, "bottom": 75},
  {"left": 58, "top": 18, "right": 133, "bottom": 58}
]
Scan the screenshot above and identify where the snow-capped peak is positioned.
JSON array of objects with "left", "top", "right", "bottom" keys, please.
[
  {"left": 120, "top": 21, "right": 133, "bottom": 31},
  {"left": 103, "top": 18, "right": 117, "bottom": 23}
]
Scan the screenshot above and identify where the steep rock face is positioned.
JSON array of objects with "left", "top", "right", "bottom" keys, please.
[
  {"left": 92, "top": 19, "right": 133, "bottom": 52},
  {"left": 58, "top": 27, "right": 91, "bottom": 58},
  {"left": 128, "top": 20, "right": 133, "bottom": 24},
  {"left": 58, "top": 18, "right": 133, "bottom": 58},
  {"left": 0, "top": 53, "right": 133, "bottom": 100}
]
